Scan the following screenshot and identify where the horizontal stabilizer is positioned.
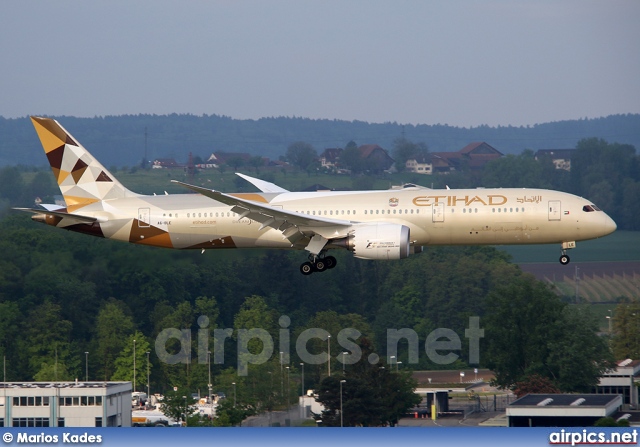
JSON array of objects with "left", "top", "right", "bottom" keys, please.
[
  {"left": 13, "top": 208, "right": 97, "bottom": 224},
  {"left": 40, "top": 203, "right": 65, "bottom": 211}
]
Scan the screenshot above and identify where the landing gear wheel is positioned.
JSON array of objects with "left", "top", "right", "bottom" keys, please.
[
  {"left": 314, "top": 260, "right": 327, "bottom": 272},
  {"left": 559, "top": 254, "right": 570, "bottom": 265},
  {"left": 324, "top": 256, "right": 337, "bottom": 269},
  {"left": 300, "top": 262, "right": 314, "bottom": 275}
]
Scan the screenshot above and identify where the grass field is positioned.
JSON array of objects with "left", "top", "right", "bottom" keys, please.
[
  {"left": 502, "top": 231, "right": 640, "bottom": 305},
  {"left": 498, "top": 231, "right": 640, "bottom": 263},
  {"left": 112, "top": 168, "right": 413, "bottom": 196}
]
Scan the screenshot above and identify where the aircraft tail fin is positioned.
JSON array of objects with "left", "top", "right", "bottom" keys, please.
[{"left": 30, "top": 116, "right": 138, "bottom": 212}]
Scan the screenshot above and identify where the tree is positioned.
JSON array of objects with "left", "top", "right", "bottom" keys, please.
[
  {"left": 611, "top": 298, "right": 640, "bottom": 360},
  {"left": 339, "top": 145, "right": 366, "bottom": 173},
  {"left": 482, "top": 150, "right": 550, "bottom": 188},
  {"left": 285, "top": 141, "right": 317, "bottom": 171},
  {"left": 315, "top": 338, "right": 420, "bottom": 426},
  {"left": 484, "top": 276, "right": 613, "bottom": 392},
  {"left": 160, "top": 386, "right": 196, "bottom": 425},
  {"left": 392, "top": 138, "right": 428, "bottom": 173},
  {"left": 111, "top": 331, "right": 152, "bottom": 392},
  {"left": 594, "top": 416, "right": 630, "bottom": 427},
  {"left": 95, "top": 300, "right": 135, "bottom": 380},
  {"left": 212, "top": 397, "right": 252, "bottom": 426},
  {"left": 33, "top": 360, "right": 73, "bottom": 382},
  {"left": 0, "top": 301, "right": 22, "bottom": 379},
  {"left": 23, "top": 302, "right": 74, "bottom": 380},
  {"left": 0, "top": 166, "right": 25, "bottom": 205},
  {"left": 513, "top": 374, "right": 561, "bottom": 398},
  {"left": 248, "top": 156, "right": 264, "bottom": 175},
  {"left": 233, "top": 295, "right": 277, "bottom": 354}
]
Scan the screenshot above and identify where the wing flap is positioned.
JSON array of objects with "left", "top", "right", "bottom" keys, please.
[{"left": 171, "top": 181, "right": 353, "bottom": 239}]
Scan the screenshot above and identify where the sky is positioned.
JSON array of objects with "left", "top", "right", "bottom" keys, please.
[{"left": 1, "top": 1, "right": 639, "bottom": 128}]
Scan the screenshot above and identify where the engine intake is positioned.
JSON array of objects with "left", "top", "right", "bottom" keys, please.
[{"left": 342, "top": 223, "right": 411, "bottom": 260}]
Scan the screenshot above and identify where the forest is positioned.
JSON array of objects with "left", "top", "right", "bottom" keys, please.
[
  {"left": 0, "top": 113, "right": 639, "bottom": 168},
  {"left": 0, "top": 131, "right": 638, "bottom": 424}
]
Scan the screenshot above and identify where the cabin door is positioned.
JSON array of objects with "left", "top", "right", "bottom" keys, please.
[
  {"left": 432, "top": 203, "right": 445, "bottom": 223},
  {"left": 548, "top": 200, "right": 561, "bottom": 221},
  {"left": 138, "top": 208, "right": 151, "bottom": 228}
]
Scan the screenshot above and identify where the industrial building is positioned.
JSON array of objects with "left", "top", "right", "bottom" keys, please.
[
  {"left": 507, "top": 394, "right": 623, "bottom": 427},
  {"left": 0, "top": 382, "right": 132, "bottom": 427},
  {"left": 596, "top": 359, "right": 640, "bottom": 409}
]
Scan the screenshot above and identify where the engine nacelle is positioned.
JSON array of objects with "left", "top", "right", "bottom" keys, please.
[{"left": 344, "top": 223, "right": 411, "bottom": 260}]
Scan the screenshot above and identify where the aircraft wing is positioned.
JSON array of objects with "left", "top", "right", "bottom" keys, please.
[
  {"left": 236, "top": 173, "right": 290, "bottom": 193},
  {"left": 171, "top": 181, "right": 352, "bottom": 243}
]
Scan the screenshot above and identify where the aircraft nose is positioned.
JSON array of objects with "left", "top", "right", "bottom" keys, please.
[{"left": 603, "top": 214, "right": 617, "bottom": 235}]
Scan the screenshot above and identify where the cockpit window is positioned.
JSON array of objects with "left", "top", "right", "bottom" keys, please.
[{"left": 582, "top": 204, "right": 602, "bottom": 212}]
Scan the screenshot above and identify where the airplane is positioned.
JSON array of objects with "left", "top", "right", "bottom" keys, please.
[{"left": 17, "top": 116, "right": 617, "bottom": 275}]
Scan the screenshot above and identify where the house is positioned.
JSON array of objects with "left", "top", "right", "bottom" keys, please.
[
  {"left": 358, "top": 144, "right": 394, "bottom": 173},
  {"left": 534, "top": 149, "right": 575, "bottom": 171},
  {"left": 405, "top": 142, "right": 503, "bottom": 174},
  {"left": 319, "top": 145, "right": 394, "bottom": 173},
  {"left": 405, "top": 155, "right": 433, "bottom": 174},
  {"left": 152, "top": 158, "right": 181, "bottom": 169},
  {"left": 319, "top": 148, "right": 342, "bottom": 169},
  {"left": 207, "top": 152, "right": 254, "bottom": 168},
  {"left": 0, "top": 381, "right": 132, "bottom": 427}
]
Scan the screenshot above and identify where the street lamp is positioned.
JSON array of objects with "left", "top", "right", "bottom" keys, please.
[
  {"left": 396, "top": 361, "right": 402, "bottom": 372},
  {"left": 133, "top": 339, "right": 136, "bottom": 392},
  {"left": 280, "top": 352, "right": 284, "bottom": 397},
  {"left": 607, "top": 309, "right": 613, "bottom": 333},
  {"left": 182, "top": 396, "right": 187, "bottom": 427},
  {"left": 342, "top": 352, "right": 348, "bottom": 373},
  {"left": 207, "top": 351, "right": 212, "bottom": 404},
  {"left": 300, "top": 362, "right": 304, "bottom": 397},
  {"left": 459, "top": 371, "right": 465, "bottom": 383},
  {"left": 340, "top": 380, "right": 346, "bottom": 427},
  {"left": 286, "top": 366, "right": 290, "bottom": 420},
  {"left": 84, "top": 352, "right": 89, "bottom": 382},
  {"left": 327, "top": 335, "right": 331, "bottom": 377},
  {"left": 146, "top": 351, "right": 150, "bottom": 401},
  {"left": 390, "top": 355, "right": 396, "bottom": 371},
  {"left": 232, "top": 382, "right": 236, "bottom": 407}
]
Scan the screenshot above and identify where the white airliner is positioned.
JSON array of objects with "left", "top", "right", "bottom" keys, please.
[{"left": 18, "top": 117, "right": 617, "bottom": 275}]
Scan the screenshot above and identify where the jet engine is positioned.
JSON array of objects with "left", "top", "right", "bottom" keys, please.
[{"left": 336, "top": 223, "right": 410, "bottom": 260}]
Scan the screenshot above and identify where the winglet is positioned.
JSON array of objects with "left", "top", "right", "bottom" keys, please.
[{"left": 235, "top": 173, "right": 289, "bottom": 193}]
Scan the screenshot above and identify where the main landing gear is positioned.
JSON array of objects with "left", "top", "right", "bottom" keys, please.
[{"left": 300, "top": 254, "right": 337, "bottom": 275}]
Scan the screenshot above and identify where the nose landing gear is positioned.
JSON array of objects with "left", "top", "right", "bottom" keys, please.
[
  {"left": 559, "top": 241, "right": 575, "bottom": 265},
  {"left": 300, "top": 254, "right": 337, "bottom": 275}
]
